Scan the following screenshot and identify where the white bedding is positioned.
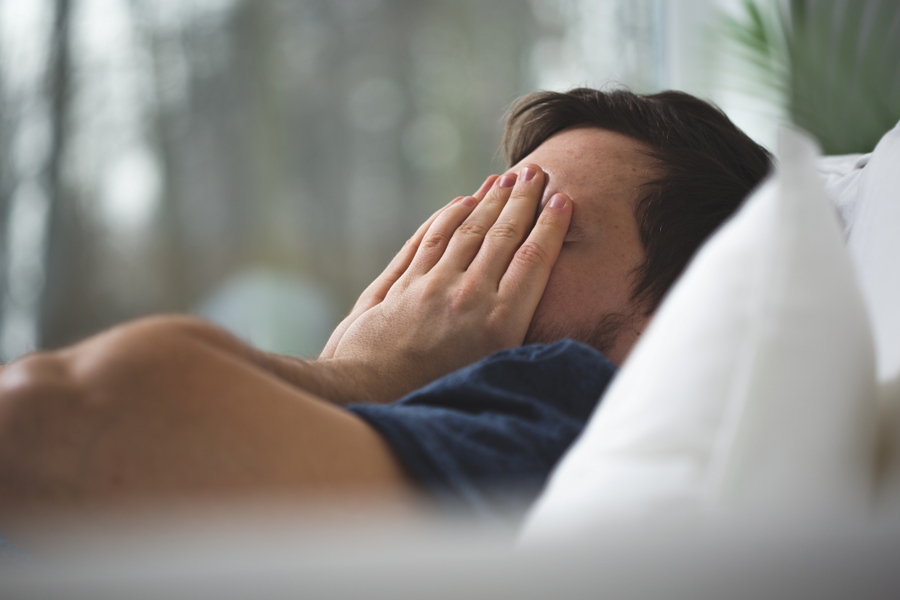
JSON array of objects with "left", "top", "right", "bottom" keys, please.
[
  {"left": 4, "top": 121, "right": 900, "bottom": 600},
  {"left": 521, "top": 128, "right": 877, "bottom": 543}
]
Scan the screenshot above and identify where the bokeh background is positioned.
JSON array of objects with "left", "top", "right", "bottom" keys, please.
[{"left": 0, "top": 0, "right": 898, "bottom": 361}]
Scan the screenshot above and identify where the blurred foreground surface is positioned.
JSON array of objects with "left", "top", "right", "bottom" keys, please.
[{"left": 1, "top": 506, "right": 899, "bottom": 600}]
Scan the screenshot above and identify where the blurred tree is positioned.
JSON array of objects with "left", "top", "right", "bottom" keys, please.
[
  {"left": 38, "top": 0, "right": 80, "bottom": 349},
  {"left": 0, "top": 45, "right": 9, "bottom": 309},
  {"left": 27, "top": 0, "right": 542, "bottom": 351},
  {"left": 2, "top": 0, "right": 669, "bottom": 355}
]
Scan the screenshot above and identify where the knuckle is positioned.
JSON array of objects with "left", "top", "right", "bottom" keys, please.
[
  {"left": 447, "top": 282, "right": 482, "bottom": 311},
  {"left": 419, "top": 276, "right": 446, "bottom": 299},
  {"left": 536, "top": 208, "right": 563, "bottom": 227},
  {"left": 483, "top": 189, "right": 506, "bottom": 204},
  {"left": 420, "top": 231, "right": 450, "bottom": 251},
  {"left": 487, "top": 221, "right": 521, "bottom": 242},
  {"left": 514, "top": 241, "right": 551, "bottom": 267},
  {"left": 456, "top": 222, "right": 488, "bottom": 238}
]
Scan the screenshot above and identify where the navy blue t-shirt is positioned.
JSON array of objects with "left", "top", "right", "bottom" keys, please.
[{"left": 346, "top": 339, "right": 616, "bottom": 516}]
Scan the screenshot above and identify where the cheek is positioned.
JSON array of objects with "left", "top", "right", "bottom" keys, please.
[
  {"left": 536, "top": 255, "right": 575, "bottom": 308},
  {"left": 532, "top": 247, "right": 635, "bottom": 327},
  {"left": 531, "top": 253, "right": 593, "bottom": 327}
]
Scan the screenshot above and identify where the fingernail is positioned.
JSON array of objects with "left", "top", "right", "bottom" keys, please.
[
  {"left": 476, "top": 175, "right": 497, "bottom": 194},
  {"left": 521, "top": 167, "right": 535, "bottom": 182},
  {"left": 498, "top": 174, "right": 517, "bottom": 188},
  {"left": 548, "top": 193, "right": 567, "bottom": 209},
  {"left": 460, "top": 196, "right": 476, "bottom": 207}
]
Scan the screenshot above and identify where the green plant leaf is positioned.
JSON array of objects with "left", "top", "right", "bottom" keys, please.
[{"left": 720, "top": 0, "right": 900, "bottom": 154}]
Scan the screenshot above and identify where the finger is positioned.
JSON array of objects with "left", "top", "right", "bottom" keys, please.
[
  {"left": 353, "top": 196, "right": 461, "bottom": 309},
  {"left": 436, "top": 172, "right": 518, "bottom": 272},
  {"left": 405, "top": 195, "right": 479, "bottom": 276},
  {"left": 473, "top": 174, "right": 499, "bottom": 202},
  {"left": 361, "top": 174, "right": 496, "bottom": 305},
  {"left": 498, "top": 193, "right": 572, "bottom": 326},
  {"left": 320, "top": 313, "right": 355, "bottom": 358},
  {"left": 470, "top": 164, "right": 546, "bottom": 282},
  {"left": 323, "top": 172, "right": 497, "bottom": 359},
  {"left": 321, "top": 196, "right": 462, "bottom": 359}
]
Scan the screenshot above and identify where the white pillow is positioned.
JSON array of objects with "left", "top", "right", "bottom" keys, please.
[
  {"left": 846, "top": 119, "right": 900, "bottom": 384},
  {"left": 520, "top": 129, "right": 877, "bottom": 544},
  {"left": 845, "top": 119, "right": 900, "bottom": 515},
  {"left": 816, "top": 152, "right": 870, "bottom": 235}
]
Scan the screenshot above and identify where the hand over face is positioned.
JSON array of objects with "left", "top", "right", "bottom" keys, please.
[{"left": 321, "top": 165, "right": 572, "bottom": 403}]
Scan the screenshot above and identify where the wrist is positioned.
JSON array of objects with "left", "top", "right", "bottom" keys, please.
[{"left": 302, "top": 358, "right": 399, "bottom": 405}]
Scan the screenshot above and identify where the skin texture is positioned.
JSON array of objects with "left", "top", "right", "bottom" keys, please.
[
  {"left": 0, "top": 161, "right": 574, "bottom": 519},
  {"left": 320, "top": 164, "right": 574, "bottom": 403},
  {"left": 0, "top": 127, "right": 654, "bottom": 523},
  {"left": 513, "top": 128, "right": 656, "bottom": 364}
]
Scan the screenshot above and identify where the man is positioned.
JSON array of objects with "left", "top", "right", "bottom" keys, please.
[{"left": 0, "top": 89, "right": 770, "bottom": 518}]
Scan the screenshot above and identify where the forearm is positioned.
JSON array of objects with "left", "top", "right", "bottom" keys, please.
[
  {"left": 174, "top": 316, "right": 392, "bottom": 405},
  {"left": 255, "top": 353, "right": 392, "bottom": 405},
  {"left": 185, "top": 166, "right": 568, "bottom": 405},
  {"left": 323, "top": 166, "right": 571, "bottom": 400}
]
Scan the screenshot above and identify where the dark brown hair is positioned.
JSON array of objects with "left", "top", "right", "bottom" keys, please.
[{"left": 503, "top": 88, "right": 772, "bottom": 314}]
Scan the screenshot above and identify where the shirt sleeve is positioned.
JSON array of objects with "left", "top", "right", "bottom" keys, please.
[{"left": 345, "top": 339, "right": 617, "bottom": 517}]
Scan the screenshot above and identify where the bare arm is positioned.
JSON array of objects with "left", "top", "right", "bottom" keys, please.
[
  {"left": 320, "top": 164, "right": 572, "bottom": 403},
  {"left": 152, "top": 176, "right": 503, "bottom": 406},
  {"left": 169, "top": 167, "right": 570, "bottom": 406},
  {"left": 0, "top": 168, "right": 569, "bottom": 516}
]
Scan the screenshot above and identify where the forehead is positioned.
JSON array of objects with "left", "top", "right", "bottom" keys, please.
[{"left": 511, "top": 127, "right": 655, "bottom": 215}]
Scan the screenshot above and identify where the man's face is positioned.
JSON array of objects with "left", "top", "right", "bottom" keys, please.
[{"left": 508, "top": 127, "right": 656, "bottom": 364}]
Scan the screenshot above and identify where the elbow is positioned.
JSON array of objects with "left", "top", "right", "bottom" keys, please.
[{"left": 0, "top": 352, "right": 89, "bottom": 513}]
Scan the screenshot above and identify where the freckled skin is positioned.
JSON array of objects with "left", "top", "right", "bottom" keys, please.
[{"left": 509, "top": 128, "right": 657, "bottom": 364}]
